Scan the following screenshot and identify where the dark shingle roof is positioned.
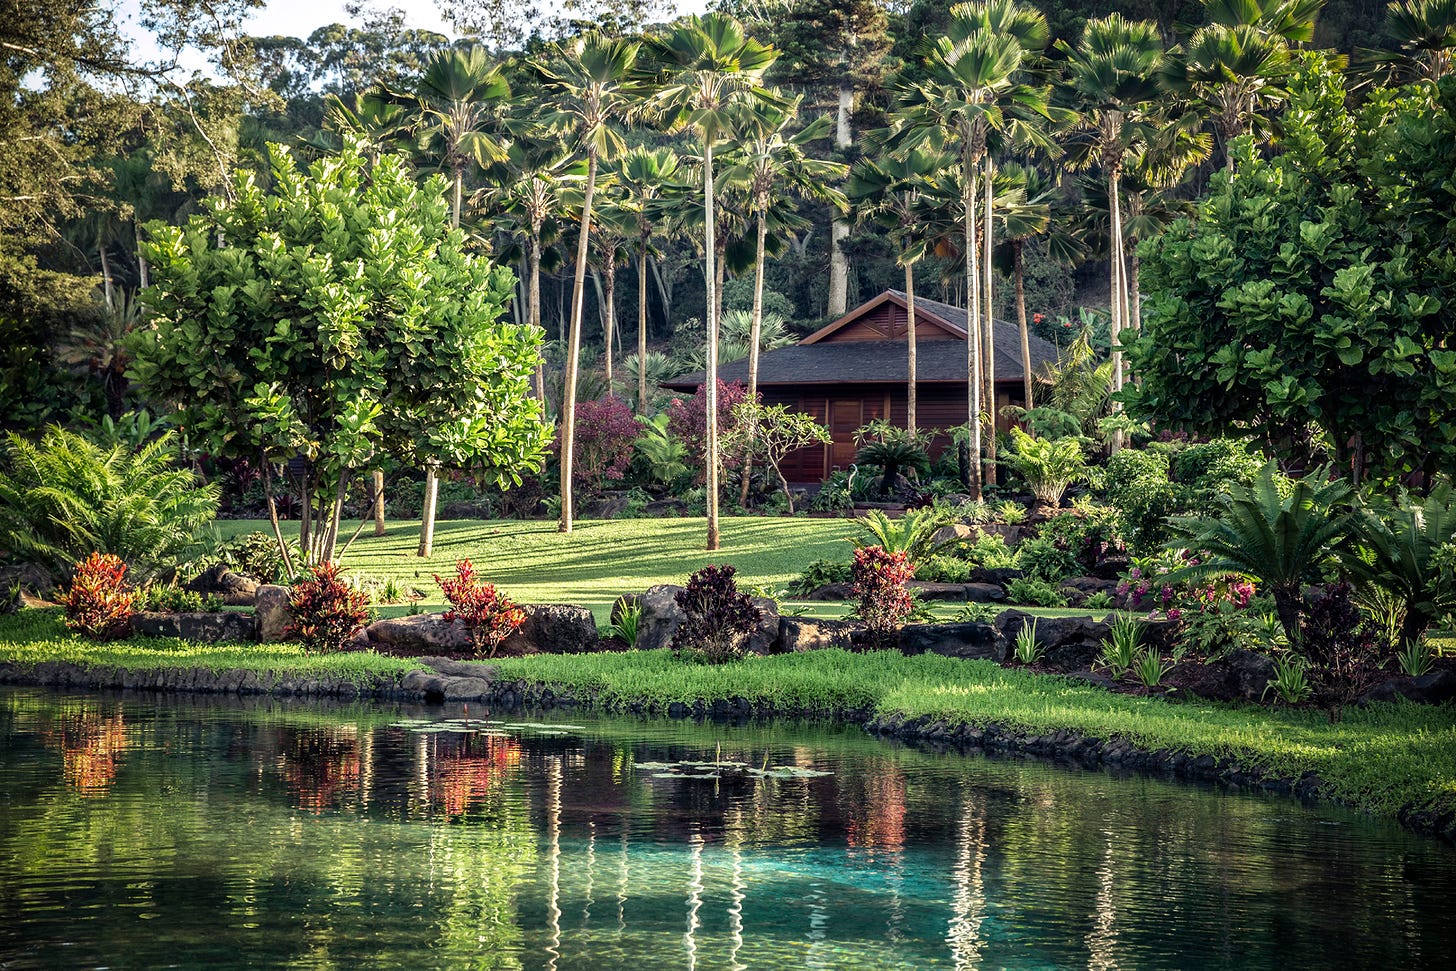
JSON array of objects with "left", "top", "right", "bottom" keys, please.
[{"left": 664, "top": 293, "right": 1060, "bottom": 390}]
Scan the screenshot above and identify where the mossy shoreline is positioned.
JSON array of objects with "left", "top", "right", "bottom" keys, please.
[{"left": 2, "top": 610, "right": 1453, "bottom": 847}]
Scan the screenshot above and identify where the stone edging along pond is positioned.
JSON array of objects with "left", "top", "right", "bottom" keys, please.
[{"left": 2, "top": 655, "right": 1453, "bottom": 847}]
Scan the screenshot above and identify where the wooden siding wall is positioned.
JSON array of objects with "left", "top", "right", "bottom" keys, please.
[
  {"left": 766, "top": 383, "right": 1023, "bottom": 483},
  {"left": 823, "top": 302, "right": 958, "bottom": 342}
]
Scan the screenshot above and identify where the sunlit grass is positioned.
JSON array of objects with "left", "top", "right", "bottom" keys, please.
[{"left": 493, "top": 648, "right": 1456, "bottom": 818}]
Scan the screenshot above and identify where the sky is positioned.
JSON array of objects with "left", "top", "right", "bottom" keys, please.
[{"left": 116, "top": 0, "right": 710, "bottom": 55}]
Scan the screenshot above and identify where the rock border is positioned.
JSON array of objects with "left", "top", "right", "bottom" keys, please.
[{"left": 1, "top": 656, "right": 1451, "bottom": 847}]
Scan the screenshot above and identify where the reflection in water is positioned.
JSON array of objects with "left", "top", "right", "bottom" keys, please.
[{"left": 1, "top": 688, "right": 1454, "bottom": 971}]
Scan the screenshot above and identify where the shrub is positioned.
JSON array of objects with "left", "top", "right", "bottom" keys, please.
[
  {"left": 855, "top": 508, "right": 952, "bottom": 567},
  {"left": 1299, "top": 581, "right": 1384, "bottom": 714},
  {"left": 0, "top": 428, "right": 219, "bottom": 575},
  {"left": 852, "top": 545, "right": 916, "bottom": 649},
  {"left": 1103, "top": 447, "right": 1178, "bottom": 555},
  {"left": 134, "top": 585, "right": 222, "bottom": 613},
  {"left": 1014, "top": 535, "right": 1079, "bottom": 585},
  {"left": 1005, "top": 577, "right": 1068, "bottom": 608},
  {"left": 917, "top": 554, "right": 972, "bottom": 584},
  {"left": 962, "top": 534, "right": 1016, "bottom": 569},
  {"left": 216, "top": 531, "right": 298, "bottom": 583},
  {"left": 560, "top": 396, "right": 639, "bottom": 495},
  {"left": 1004, "top": 427, "right": 1085, "bottom": 507},
  {"left": 671, "top": 564, "right": 762, "bottom": 664},
  {"left": 667, "top": 380, "right": 750, "bottom": 475},
  {"left": 789, "top": 558, "right": 854, "bottom": 596},
  {"left": 64, "top": 552, "right": 135, "bottom": 641},
  {"left": 435, "top": 559, "right": 527, "bottom": 658},
  {"left": 1174, "top": 439, "right": 1263, "bottom": 511},
  {"left": 284, "top": 562, "right": 371, "bottom": 654}
]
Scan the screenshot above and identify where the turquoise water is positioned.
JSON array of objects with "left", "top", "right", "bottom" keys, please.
[{"left": 0, "top": 688, "right": 1452, "bottom": 969}]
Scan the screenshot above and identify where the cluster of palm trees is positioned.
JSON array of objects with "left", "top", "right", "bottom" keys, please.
[{"left": 322, "top": 0, "right": 1456, "bottom": 552}]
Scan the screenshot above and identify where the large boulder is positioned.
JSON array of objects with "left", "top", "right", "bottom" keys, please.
[
  {"left": 364, "top": 613, "right": 471, "bottom": 654},
  {"left": 1360, "top": 669, "right": 1456, "bottom": 706},
  {"left": 968, "top": 566, "right": 1024, "bottom": 586},
  {"left": 1169, "top": 649, "right": 1277, "bottom": 703},
  {"left": 132, "top": 610, "right": 258, "bottom": 643},
  {"left": 253, "top": 585, "right": 293, "bottom": 642},
  {"left": 1057, "top": 576, "right": 1118, "bottom": 607},
  {"left": 964, "top": 583, "right": 1007, "bottom": 603},
  {"left": 932, "top": 523, "right": 1024, "bottom": 548},
  {"left": 636, "top": 584, "right": 780, "bottom": 654},
  {"left": 0, "top": 563, "right": 58, "bottom": 600},
  {"left": 778, "top": 616, "right": 858, "bottom": 652},
  {"left": 499, "top": 603, "right": 600, "bottom": 654},
  {"left": 898, "top": 621, "right": 1003, "bottom": 661},
  {"left": 908, "top": 581, "right": 970, "bottom": 602},
  {"left": 996, "top": 610, "right": 1111, "bottom": 670},
  {"left": 805, "top": 582, "right": 855, "bottom": 601},
  {"left": 184, "top": 564, "right": 259, "bottom": 606}
]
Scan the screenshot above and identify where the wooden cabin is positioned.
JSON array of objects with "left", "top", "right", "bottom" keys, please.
[{"left": 663, "top": 290, "right": 1061, "bottom": 484}]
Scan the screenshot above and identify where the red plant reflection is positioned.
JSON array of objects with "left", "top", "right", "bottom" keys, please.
[
  {"left": 42, "top": 709, "right": 131, "bottom": 796},
  {"left": 432, "top": 735, "right": 523, "bottom": 817}
]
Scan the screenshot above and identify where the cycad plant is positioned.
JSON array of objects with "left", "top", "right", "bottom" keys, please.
[
  {"left": 855, "top": 508, "right": 953, "bottom": 568},
  {"left": 0, "top": 428, "right": 219, "bottom": 576},
  {"left": 1353, "top": 481, "right": 1456, "bottom": 646},
  {"left": 1169, "top": 462, "right": 1358, "bottom": 641}
]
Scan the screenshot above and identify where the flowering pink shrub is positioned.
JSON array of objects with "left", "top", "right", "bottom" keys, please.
[
  {"left": 557, "top": 396, "right": 638, "bottom": 495},
  {"left": 667, "top": 380, "right": 751, "bottom": 476},
  {"left": 852, "top": 546, "right": 915, "bottom": 649}
]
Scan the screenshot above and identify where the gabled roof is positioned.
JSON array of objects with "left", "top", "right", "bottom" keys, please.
[
  {"left": 800, "top": 290, "right": 967, "bottom": 344},
  {"left": 663, "top": 290, "right": 1061, "bottom": 391}
]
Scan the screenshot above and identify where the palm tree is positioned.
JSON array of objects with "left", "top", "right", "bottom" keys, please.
[
  {"left": 1382, "top": 0, "right": 1456, "bottom": 80},
  {"left": 643, "top": 12, "right": 779, "bottom": 551},
  {"left": 891, "top": 18, "right": 1048, "bottom": 496},
  {"left": 1058, "top": 14, "right": 1166, "bottom": 448},
  {"left": 56, "top": 291, "right": 141, "bottom": 420},
  {"left": 374, "top": 46, "right": 511, "bottom": 557},
  {"left": 612, "top": 147, "right": 685, "bottom": 413},
  {"left": 847, "top": 147, "right": 950, "bottom": 431},
  {"left": 588, "top": 188, "right": 634, "bottom": 389},
  {"left": 949, "top": 0, "right": 1056, "bottom": 483},
  {"left": 536, "top": 31, "right": 641, "bottom": 534}
]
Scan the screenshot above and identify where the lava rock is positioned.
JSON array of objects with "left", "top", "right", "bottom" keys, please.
[
  {"left": 1057, "top": 576, "right": 1118, "bottom": 607},
  {"left": 908, "top": 581, "right": 971, "bottom": 601},
  {"left": 0, "top": 562, "right": 58, "bottom": 599},
  {"left": 898, "top": 621, "right": 1003, "bottom": 661},
  {"left": 778, "top": 616, "right": 858, "bottom": 652},
  {"left": 805, "top": 582, "right": 855, "bottom": 601},
  {"left": 131, "top": 610, "right": 259, "bottom": 643},
  {"left": 968, "top": 566, "right": 1024, "bottom": 586},
  {"left": 184, "top": 564, "right": 260, "bottom": 605},
  {"left": 365, "top": 613, "right": 472, "bottom": 653},
  {"left": 499, "top": 603, "right": 600, "bottom": 654},
  {"left": 997, "top": 610, "right": 1111, "bottom": 670},
  {"left": 253, "top": 585, "right": 293, "bottom": 642},
  {"left": 1360, "top": 669, "right": 1456, "bottom": 706},
  {"left": 964, "top": 582, "right": 1007, "bottom": 603}
]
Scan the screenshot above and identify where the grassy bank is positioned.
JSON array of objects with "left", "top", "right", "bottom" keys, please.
[
  {"left": 490, "top": 649, "right": 1456, "bottom": 819},
  {"left": 0, "top": 610, "right": 422, "bottom": 682},
  {"left": 5, "top": 608, "right": 1452, "bottom": 822}
]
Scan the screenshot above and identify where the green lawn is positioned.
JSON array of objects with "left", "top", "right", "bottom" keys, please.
[{"left": 217, "top": 517, "right": 1112, "bottom": 625}]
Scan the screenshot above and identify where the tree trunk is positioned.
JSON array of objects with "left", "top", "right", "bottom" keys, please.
[
  {"left": 603, "top": 258, "right": 617, "bottom": 391},
  {"left": 826, "top": 84, "right": 854, "bottom": 318},
  {"left": 704, "top": 138, "right": 720, "bottom": 551},
  {"left": 452, "top": 168, "right": 463, "bottom": 229},
  {"left": 99, "top": 242, "right": 113, "bottom": 311},
  {"left": 135, "top": 222, "right": 150, "bottom": 290},
  {"left": 964, "top": 154, "right": 983, "bottom": 500},
  {"left": 905, "top": 261, "right": 918, "bottom": 432},
  {"left": 299, "top": 467, "right": 313, "bottom": 566},
  {"left": 417, "top": 466, "right": 439, "bottom": 557},
  {"left": 1014, "top": 240, "right": 1033, "bottom": 409},
  {"left": 372, "top": 469, "right": 386, "bottom": 536},
  {"left": 1129, "top": 243, "right": 1141, "bottom": 335},
  {"left": 560, "top": 151, "right": 600, "bottom": 534},
  {"left": 982, "top": 155, "right": 997, "bottom": 485},
  {"left": 1108, "top": 166, "right": 1127, "bottom": 452},
  {"left": 261, "top": 458, "right": 297, "bottom": 581},
  {"left": 637, "top": 245, "right": 649, "bottom": 413},
  {"left": 529, "top": 233, "right": 546, "bottom": 405},
  {"left": 322, "top": 471, "right": 348, "bottom": 564},
  {"left": 739, "top": 209, "right": 769, "bottom": 507}
]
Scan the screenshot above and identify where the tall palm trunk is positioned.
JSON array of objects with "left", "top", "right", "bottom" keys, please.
[
  {"left": 560, "top": 151, "right": 600, "bottom": 533},
  {"left": 827, "top": 84, "right": 853, "bottom": 317},
  {"left": 963, "top": 151, "right": 983, "bottom": 500},
  {"left": 637, "top": 244, "right": 650, "bottom": 412},
  {"left": 529, "top": 232, "right": 546, "bottom": 404},
  {"left": 982, "top": 155, "right": 996, "bottom": 485},
  {"left": 603, "top": 258, "right": 617, "bottom": 391},
  {"left": 739, "top": 208, "right": 769, "bottom": 507},
  {"left": 420, "top": 165, "right": 468, "bottom": 557},
  {"left": 1107, "top": 162, "right": 1128, "bottom": 452},
  {"left": 703, "top": 139, "right": 721, "bottom": 550},
  {"left": 372, "top": 469, "right": 386, "bottom": 536},
  {"left": 905, "top": 261, "right": 918, "bottom": 431},
  {"left": 1013, "top": 239, "right": 1033, "bottom": 409}
]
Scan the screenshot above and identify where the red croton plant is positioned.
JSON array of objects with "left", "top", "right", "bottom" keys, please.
[
  {"left": 64, "top": 552, "right": 135, "bottom": 641},
  {"left": 435, "top": 559, "right": 527, "bottom": 658}
]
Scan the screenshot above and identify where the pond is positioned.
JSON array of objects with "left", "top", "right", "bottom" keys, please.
[{"left": 1, "top": 688, "right": 1452, "bottom": 970}]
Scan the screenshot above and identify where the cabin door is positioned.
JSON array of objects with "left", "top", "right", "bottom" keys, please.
[{"left": 828, "top": 396, "right": 887, "bottom": 472}]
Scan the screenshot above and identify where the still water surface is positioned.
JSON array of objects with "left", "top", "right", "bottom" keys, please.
[{"left": 0, "top": 688, "right": 1452, "bottom": 969}]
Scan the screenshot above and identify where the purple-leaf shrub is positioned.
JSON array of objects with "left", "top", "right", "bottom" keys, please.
[{"left": 671, "top": 564, "right": 761, "bottom": 664}]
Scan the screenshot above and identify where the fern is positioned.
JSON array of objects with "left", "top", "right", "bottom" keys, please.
[{"left": 0, "top": 427, "right": 219, "bottom": 575}]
